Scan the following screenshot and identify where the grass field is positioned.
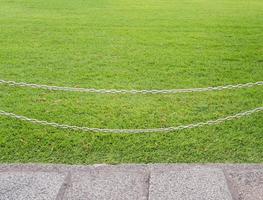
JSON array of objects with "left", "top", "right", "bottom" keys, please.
[{"left": 0, "top": 0, "right": 262, "bottom": 164}]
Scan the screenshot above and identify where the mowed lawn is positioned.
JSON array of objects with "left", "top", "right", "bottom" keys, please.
[{"left": 0, "top": 0, "right": 262, "bottom": 164}]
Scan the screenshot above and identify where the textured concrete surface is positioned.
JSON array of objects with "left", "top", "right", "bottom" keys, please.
[
  {"left": 224, "top": 169, "right": 263, "bottom": 200},
  {"left": 149, "top": 167, "right": 232, "bottom": 200},
  {"left": 0, "top": 172, "right": 66, "bottom": 200},
  {"left": 63, "top": 169, "right": 149, "bottom": 200},
  {"left": 0, "top": 164, "right": 263, "bottom": 200}
]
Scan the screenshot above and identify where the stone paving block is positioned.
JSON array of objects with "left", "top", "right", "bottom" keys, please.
[
  {"left": 64, "top": 169, "right": 149, "bottom": 200},
  {"left": 0, "top": 172, "right": 66, "bottom": 200},
  {"left": 149, "top": 167, "right": 232, "bottom": 200},
  {"left": 224, "top": 169, "right": 263, "bottom": 200}
]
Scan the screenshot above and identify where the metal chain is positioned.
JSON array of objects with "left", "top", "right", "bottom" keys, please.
[
  {"left": 0, "top": 79, "right": 262, "bottom": 94},
  {"left": 0, "top": 107, "right": 262, "bottom": 133}
]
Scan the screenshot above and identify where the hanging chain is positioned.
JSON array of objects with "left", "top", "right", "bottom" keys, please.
[
  {"left": 1, "top": 79, "right": 262, "bottom": 94},
  {"left": 0, "top": 107, "right": 262, "bottom": 134}
]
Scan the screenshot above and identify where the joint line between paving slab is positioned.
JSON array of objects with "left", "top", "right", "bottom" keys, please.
[
  {"left": 56, "top": 171, "right": 72, "bottom": 200},
  {"left": 223, "top": 169, "right": 236, "bottom": 200},
  {"left": 145, "top": 171, "right": 151, "bottom": 200}
]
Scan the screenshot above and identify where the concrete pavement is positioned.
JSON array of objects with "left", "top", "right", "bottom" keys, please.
[{"left": 0, "top": 164, "right": 262, "bottom": 200}]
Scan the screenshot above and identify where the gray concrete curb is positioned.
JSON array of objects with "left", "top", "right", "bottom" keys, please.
[{"left": 0, "top": 164, "right": 263, "bottom": 200}]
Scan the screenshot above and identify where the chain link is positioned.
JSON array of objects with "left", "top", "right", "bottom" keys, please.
[
  {"left": 1, "top": 79, "right": 262, "bottom": 94},
  {"left": 0, "top": 107, "right": 262, "bottom": 133}
]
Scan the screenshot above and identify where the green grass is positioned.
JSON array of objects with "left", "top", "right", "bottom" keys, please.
[{"left": 0, "top": 0, "right": 262, "bottom": 164}]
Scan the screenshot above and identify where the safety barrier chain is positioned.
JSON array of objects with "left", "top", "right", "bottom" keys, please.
[
  {"left": 0, "top": 107, "right": 262, "bottom": 134},
  {"left": 1, "top": 79, "right": 262, "bottom": 94}
]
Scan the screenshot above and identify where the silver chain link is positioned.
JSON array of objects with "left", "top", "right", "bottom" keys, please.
[
  {"left": 0, "top": 107, "right": 262, "bottom": 133},
  {"left": 1, "top": 79, "right": 262, "bottom": 94}
]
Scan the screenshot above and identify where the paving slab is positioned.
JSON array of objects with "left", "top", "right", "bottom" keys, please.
[
  {"left": 0, "top": 164, "right": 262, "bottom": 200},
  {"left": 63, "top": 168, "right": 149, "bottom": 200},
  {"left": 149, "top": 167, "right": 232, "bottom": 200},
  {"left": 224, "top": 169, "right": 263, "bottom": 200},
  {"left": 0, "top": 171, "right": 66, "bottom": 200}
]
